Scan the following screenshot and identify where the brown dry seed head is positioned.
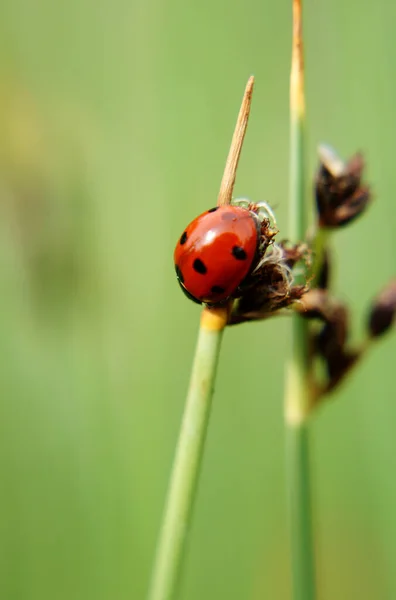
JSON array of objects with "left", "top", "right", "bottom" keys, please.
[
  {"left": 324, "top": 349, "right": 360, "bottom": 394},
  {"left": 298, "top": 288, "right": 350, "bottom": 375},
  {"left": 315, "top": 144, "right": 371, "bottom": 228},
  {"left": 228, "top": 242, "right": 309, "bottom": 324},
  {"left": 368, "top": 279, "right": 396, "bottom": 338},
  {"left": 315, "top": 305, "right": 349, "bottom": 359},
  {"left": 298, "top": 288, "right": 344, "bottom": 324}
]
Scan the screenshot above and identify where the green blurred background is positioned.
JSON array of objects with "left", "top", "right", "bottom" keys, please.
[{"left": 0, "top": 0, "right": 395, "bottom": 598}]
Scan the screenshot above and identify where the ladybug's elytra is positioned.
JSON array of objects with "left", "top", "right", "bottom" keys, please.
[{"left": 174, "top": 204, "right": 263, "bottom": 305}]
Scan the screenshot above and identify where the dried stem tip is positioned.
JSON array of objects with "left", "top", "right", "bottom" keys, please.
[
  {"left": 217, "top": 76, "right": 254, "bottom": 206},
  {"left": 368, "top": 279, "right": 396, "bottom": 338},
  {"left": 290, "top": 0, "right": 305, "bottom": 118}
]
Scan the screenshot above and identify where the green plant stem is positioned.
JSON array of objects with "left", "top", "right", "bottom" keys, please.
[
  {"left": 147, "top": 308, "right": 227, "bottom": 600},
  {"left": 285, "top": 344, "right": 315, "bottom": 600},
  {"left": 285, "top": 1, "right": 316, "bottom": 599},
  {"left": 289, "top": 111, "right": 307, "bottom": 249},
  {"left": 286, "top": 419, "right": 315, "bottom": 600},
  {"left": 310, "top": 226, "right": 330, "bottom": 283}
]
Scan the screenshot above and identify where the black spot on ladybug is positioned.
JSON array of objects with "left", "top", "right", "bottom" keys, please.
[
  {"left": 179, "top": 231, "right": 188, "bottom": 245},
  {"left": 193, "top": 258, "right": 207, "bottom": 274},
  {"left": 175, "top": 265, "right": 184, "bottom": 283},
  {"left": 232, "top": 246, "right": 247, "bottom": 260},
  {"left": 207, "top": 207, "right": 219, "bottom": 213},
  {"left": 211, "top": 285, "right": 226, "bottom": 294}
]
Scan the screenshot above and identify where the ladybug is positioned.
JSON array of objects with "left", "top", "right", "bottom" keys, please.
[{"left": 174, "top": 203, "right": 274, "bottom": 305}]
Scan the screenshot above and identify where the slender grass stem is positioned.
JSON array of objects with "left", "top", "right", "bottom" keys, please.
[
  {"left": 148, "top": 307, "right": 228, "bottom": 600},
  {"left": 148, "top": 78, "right": 254, "bottom": 600},
  {"left": 310, "top": 227, "right": 330, "bottom": 283},
  {"left": 286, "top": 420, "right": 315, "bottom": 600},
  {"left": 285, "top": 1, "right": 316, "bottom": 599}
]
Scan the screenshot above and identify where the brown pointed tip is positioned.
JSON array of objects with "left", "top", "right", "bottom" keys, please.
[
  {"left": 246, "top": 75, "right": 255, "bottom": 89},
  {"left": 290, "top": 0, "right": 305, "bottom": 117},
  {"left": 368, "top": 279, "right": 396, "bottom": 338},
  {"left": 292, "top": 0, "right": 303, "bottom": 47},
  {"left": 217, "top": 76, "right": 255, "bottom": 207}
]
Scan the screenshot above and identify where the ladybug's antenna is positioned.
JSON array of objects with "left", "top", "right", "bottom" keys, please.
[{"left": 217, "top": 75, "right": 255, "bottom": 207}]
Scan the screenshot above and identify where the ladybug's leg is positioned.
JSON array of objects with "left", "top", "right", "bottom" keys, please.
[
  {"left": 233, "top": 197, "right": 278, "bottom": 230},
  {"left": 231, "top": 197, "right": 251, "bottom": 209},
  {"left": 253, "top": 201, "right": 278, "bottom": 229}
]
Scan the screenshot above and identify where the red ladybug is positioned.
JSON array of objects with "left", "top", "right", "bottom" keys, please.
[{"left": 174, "top": 204, "right": 263, "bottom": 305}]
